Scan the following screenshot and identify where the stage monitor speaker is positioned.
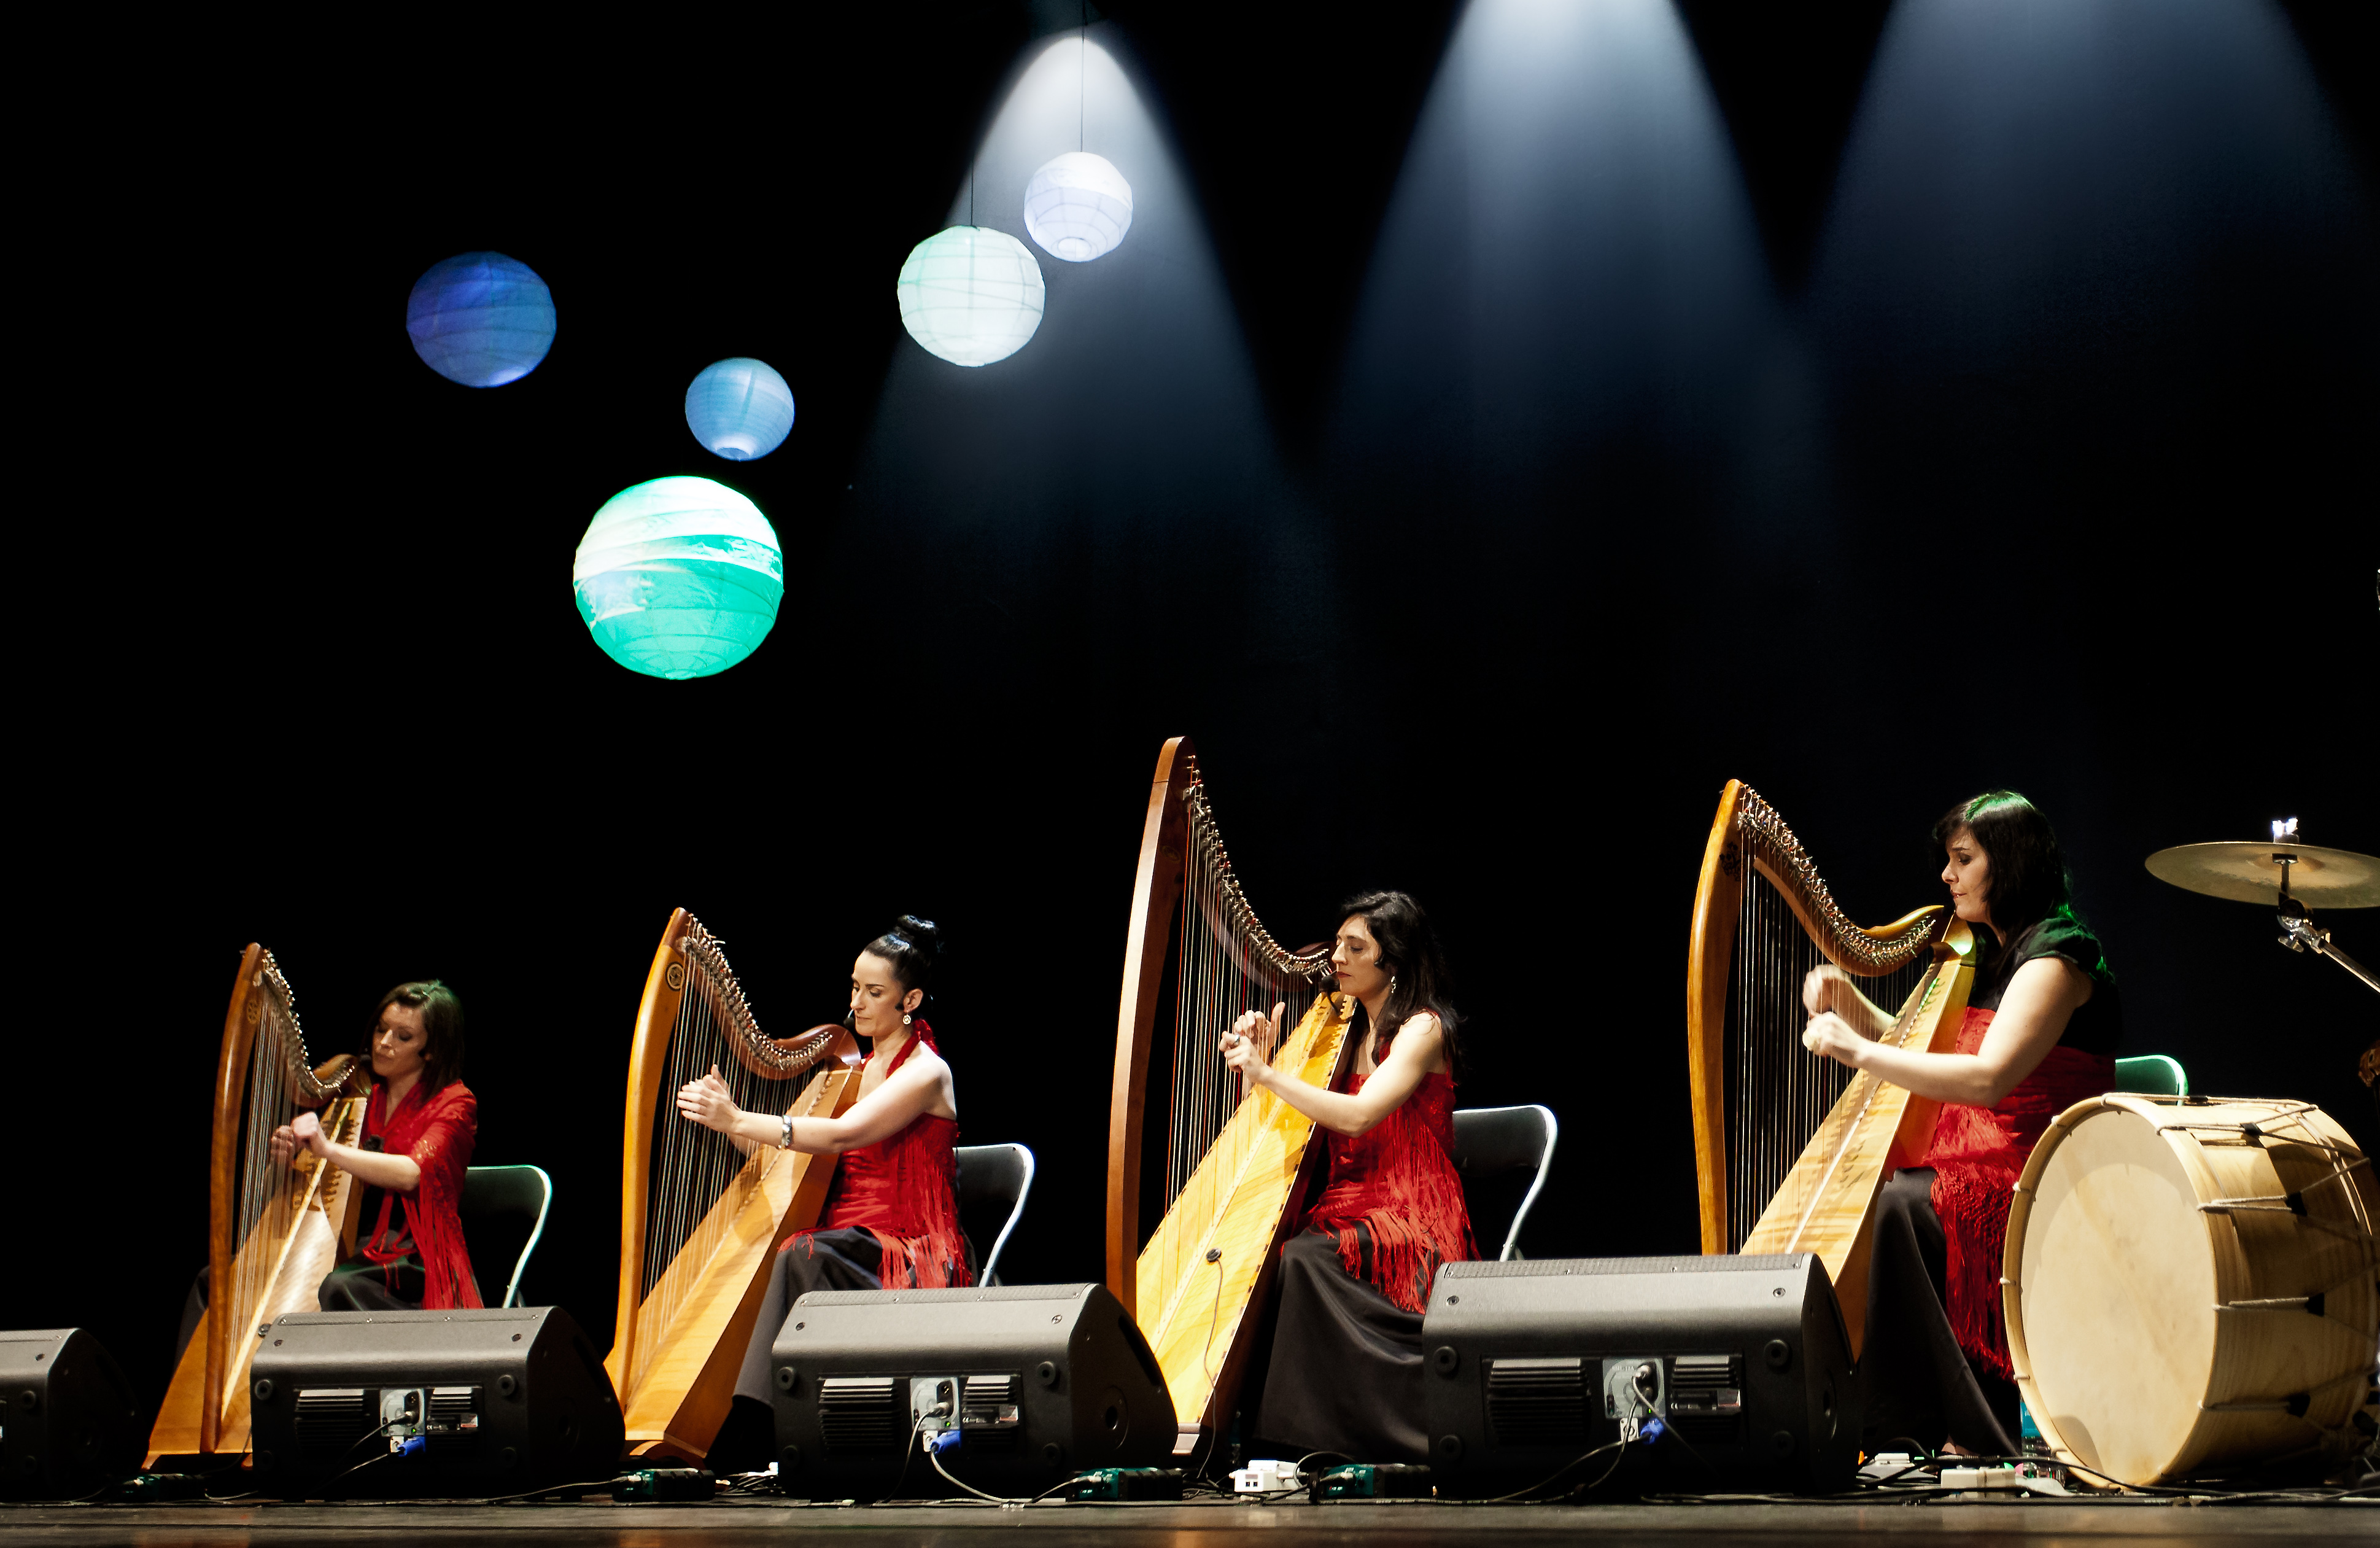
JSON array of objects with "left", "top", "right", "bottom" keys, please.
[
  {"left": 1421, "top": 1254, "right": 1859, "bottom": 1496},
  {"left": 770, "top": 1282, "right": 1172, "bottom": 1499},
  {"left": 0, "top": 1329, "right": 145, "bottom": 1499},
  {"left": 249, "top": 1305, "right": 623, "bottom": 1498}
]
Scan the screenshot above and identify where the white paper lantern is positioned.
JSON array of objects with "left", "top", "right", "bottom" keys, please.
[
  {"left": 1024, "top": 152, "right": 1134, "bottom": 263},
  {"left": 896, "top": 227, "right": 1045, "bottom": 367}
]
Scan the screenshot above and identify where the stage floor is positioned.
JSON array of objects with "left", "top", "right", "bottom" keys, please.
[{"left": 4, "top": 1496, "right": 2373, "bottom": 1548}]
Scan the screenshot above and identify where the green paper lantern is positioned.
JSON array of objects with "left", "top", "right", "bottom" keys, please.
[{"left": 573, "top": 476, "right": 783, "bottom": 680}]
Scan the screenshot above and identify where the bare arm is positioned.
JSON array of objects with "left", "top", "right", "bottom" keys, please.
[
  {"left": 1804, "top": 957, "right": 2092, "bottom": 1106},
  {"left": 1223, "top": 1010, "right": 1445, "bottom": 1138},
  {"left": 274, "top": 1111, "right": 422, "bottom": 1193},
  {"left": 676, "top": 1054, "right": 952, "bottom": 1155}
]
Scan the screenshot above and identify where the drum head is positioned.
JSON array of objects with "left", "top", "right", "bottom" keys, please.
[{"left": 2012, "top": 1100, "right": 2216, "bottom": 1483}]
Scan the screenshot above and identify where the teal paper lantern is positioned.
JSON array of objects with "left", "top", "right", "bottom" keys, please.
[
  {"left": 685, "top": 357, "right": 796, "bottom": 461},
  {"left": 406, "top": 252, "right": 556, "bottom": 387},
  {"left": 573, "top": 477, "right": 783, "bottom": 680}
]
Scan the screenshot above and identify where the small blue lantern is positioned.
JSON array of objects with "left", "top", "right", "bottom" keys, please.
[
  {"left": 573, "top": 476, "right": 783, "bottom": 680},
  {"left": 684, "top": 358, "right": 796, "bottom": 461},
  {"left": 406, "top": 252, "right": 556, "bottom": 387}
]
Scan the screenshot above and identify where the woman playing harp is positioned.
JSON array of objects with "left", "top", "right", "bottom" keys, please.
[
  {"left": 271, "top": 980, "right": 481, "bottom": 1310},
  {"left": 1222, "top": 891, "right": 1476, "bottom": 1464},
  {"left": 675, "top": 916, "right": 971, "bottom": 1469},
  {"left": 1800, "top": 793, "right": 2119, "bottom": 1455}
]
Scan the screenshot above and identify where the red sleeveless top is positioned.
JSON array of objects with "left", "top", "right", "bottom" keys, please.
[
  {"left": 782, "top": 1022, "right": 971, "bottom": 1289},
  {"left": 1303, "top": 1064, "right": 1477, "bottom": 1315},
  {"left": 1912, "top": 1006, "right": 2115, "bottom": 1380}
]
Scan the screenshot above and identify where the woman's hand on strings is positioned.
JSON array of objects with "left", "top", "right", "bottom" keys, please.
[
  {"left": 1220, "top": 1004, "right": 1285, "bottom": 1086},
  {"left": 269, "top": 1122, "right": 301, "bottom": 1169},
  {"left": 676, "top": 1066, "right": 744, "bottom": 1134},
  {"left": 1802, "top": 1012, "right": 1867, "bottom": 1070},
  {"left": 1802, "top": 964, "right": 1858, "bottom": 1017}
]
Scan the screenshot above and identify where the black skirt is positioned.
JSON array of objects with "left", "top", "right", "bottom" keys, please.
[
  {"left": 318, "top": 1253, "right": 430, "bottom": 1311},
  {"left": 1250, "top": 1231, "right": 1432, "bottom": 1464},
  {"left": 733, "top": 1229, "right": 892, "bottom": 1402},
  {"left": 1862, "top": 1169, "right": 2021, "bottom": 1456}
]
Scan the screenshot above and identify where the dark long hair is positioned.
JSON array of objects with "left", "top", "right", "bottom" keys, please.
[
  {"left": 864, "top": 914, "right": 943, "bottom": 1003},
  {"left": 1339, "top": 890, "right": 1463, "bottom": 1079},
  {"left": 364, "top": 979, "right": 465, "bottom": 1092},
  {"left": 1931, "top": 790, "right": 2078, "bottom": 938}
]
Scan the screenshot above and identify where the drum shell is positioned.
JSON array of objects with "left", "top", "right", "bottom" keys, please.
[{"left": 2003, "top": 1095, "right": 2379, "bottom": 1486}]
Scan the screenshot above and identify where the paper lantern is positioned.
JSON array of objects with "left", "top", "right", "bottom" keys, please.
[
  {"left": 685, "top": 357, "right": 796, "bottom": 461},
  {"left": 572, "top": 476, "right": 783, "bottom": 680},
  {"left": 405, "top": 252, "right": 556, "bottom": 387},
  {"left": 1024, "top": 152, "right": 1134, "bottom": 263},
  {"left": 896, "top": 227, "right": 1045, "bottom": 367}
]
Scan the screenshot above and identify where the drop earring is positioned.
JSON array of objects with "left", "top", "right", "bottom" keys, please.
[{"left": 903, "top": 1010, "right": 914, "bottom": 1026}]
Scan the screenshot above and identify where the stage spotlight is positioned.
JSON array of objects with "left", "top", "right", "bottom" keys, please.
[
  {"left": 405, "top": 252, "right": 556, "bottom": 387},
  {"left": 572, "top": 476, "right": 783, "bottom": 680},
  {"left": 896, "top": 227, "right": 1046, "bottom": 367},
  {"left": 685, "top": 358, "right": 796, "bottom": 461},
  {"left": 1025, "top": 151, "right": 1133, "bottom": 262}
]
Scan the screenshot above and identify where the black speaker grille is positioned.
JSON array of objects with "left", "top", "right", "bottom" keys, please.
[
  {"left": 1443, "top": 1255, "right": 1804, "bottom": 1280},
  {"left": 818, "top": 1377, "right": 903, "bottom": 1450},
  {"left": 960, "top": 1373, "right": 1020, "bottom": 1452},
  {"left": 428, "top": 1385, "right": 481, "bottom": 1455},
  {"left": 1486, "top": 1357, "right": 1587, "bottom": 1445},
  {"left": 293, "top": 1388, "right": 374, "bottom": 1466},
  {"left": 1665, "top": 1355, "right": 1743, "bottom": 1442}
]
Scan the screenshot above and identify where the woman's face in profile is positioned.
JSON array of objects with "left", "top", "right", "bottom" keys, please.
[
  {"left": 1330, "top": 914, "right": 1389, "bottom": 999},
  {"left": 1940, "top": 826, "right": 1994, "bottom": 927},
  {"left": 849, "top": 951, "right": 913, "bottom": 1042}
]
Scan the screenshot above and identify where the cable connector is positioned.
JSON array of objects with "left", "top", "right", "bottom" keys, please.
[{"left": 1230, "top": 1458, "right": 1303, "bottom": 1493}]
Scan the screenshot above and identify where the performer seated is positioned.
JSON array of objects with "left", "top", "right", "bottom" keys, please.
[
  {"left": 1227, "top": 890, "right": 1477, "bottom": 1464},
  {"left": 1800, "top": 791, "right": 2119, "bottom": 1457},
  {"left": 269, "top": 980, "right": 481, "bottom": 1310},
  {"left": 675, "top": 915, "right": 969, "bottom": 1469}
]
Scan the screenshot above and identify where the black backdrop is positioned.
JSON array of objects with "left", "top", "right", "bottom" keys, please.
[{"left": 14, "top": 2, "right": 2374, "bottom": 1425}]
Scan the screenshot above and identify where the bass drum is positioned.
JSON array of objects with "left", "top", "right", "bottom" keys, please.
[{"left": 2004, "top": 1094, "right": 2379, "bottom": 1485}]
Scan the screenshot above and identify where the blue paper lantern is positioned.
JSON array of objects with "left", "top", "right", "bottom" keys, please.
[
  {"left": 684, "top": 358, "right": 796, "bottom": 461},
  {"left": 406, "top": 252, "right": 556, "bottom": 387},
  {"left": 573, "top": 476, "right": 783, "bottom": 680}
]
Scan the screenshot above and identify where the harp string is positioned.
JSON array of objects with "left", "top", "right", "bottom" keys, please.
[
  {"left": 636, "top": 943, "right": 807, "bottom": 1391},
  {"left": 1725, "top": 866, "right": 1929, "bottom": 1252},
  {"left": 1161, "top": 780, "right": 1325, "bottom": 1209}
]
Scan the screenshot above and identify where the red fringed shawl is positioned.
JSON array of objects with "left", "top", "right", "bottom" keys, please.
[
  {"left": 1911, "top": 1006, "right": 2114, "bottom": 1380},
  {"left": 359, "top": 1079, "right": 483, "bottom": 1310},
  {"left": 783, "top": 1021, "right": 972, "bottom": 1289},
  {"left": 1303, "top": 1067, "right": 1478, "bottom": 1315}
]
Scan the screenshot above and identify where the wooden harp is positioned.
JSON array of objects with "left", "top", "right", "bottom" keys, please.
[
  {"left": 1107, "top": 737, "right": 1354, "bottom": 1457},
  {"left": 1687, "top": 780, "right": 1977, "bottom": 1354},
  {"left": 149, "top": 945, "right": 367, "bottom": 1462},
  {"left": 605, "top": 908, "right": 862, "bottom": 1463}
]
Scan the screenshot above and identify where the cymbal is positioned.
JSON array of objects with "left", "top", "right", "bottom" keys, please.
[{"left": 2145, "top": 842, "right": 2380, "bottom": 908}]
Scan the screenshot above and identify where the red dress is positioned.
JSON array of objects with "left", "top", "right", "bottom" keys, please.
[
  {"left": 1911, "top": 1006, "right": 2114, "bottom": 1380},
  {"left": 780, "top": 1022, "right": 971, "bottom": 1289},
  {"left": 356, "top": 1079, "right": 483, "bottom": 1310},
  {"left": 1303, "top": 1065, "right": 1477, "bottom": 1314}
]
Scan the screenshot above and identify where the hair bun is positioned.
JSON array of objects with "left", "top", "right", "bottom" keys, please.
[{"left": 893, "top": 915, "right": 942, "bottom": 957}]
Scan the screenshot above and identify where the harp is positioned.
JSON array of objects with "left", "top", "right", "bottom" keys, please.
[
  {"left": 1107, "top": 737, "right": 1352, "bottom": 1453},
  {"left": 1686, "top": 780, "right": 1979, "bottom": 1354},
  {"left": 149, "top": 945, "right": 367, "bottom": 1461},
  {"left": 605, "top": 908, "right": 863, "bottom": 1463}
]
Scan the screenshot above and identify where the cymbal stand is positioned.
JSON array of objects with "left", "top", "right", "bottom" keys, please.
[{"left": 2274, "top": 852, "right": 2380, "bottom": 997}]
